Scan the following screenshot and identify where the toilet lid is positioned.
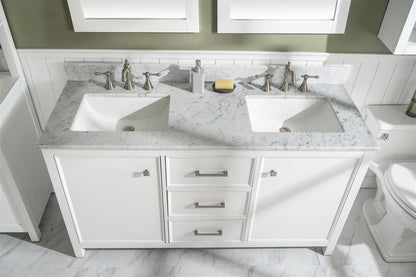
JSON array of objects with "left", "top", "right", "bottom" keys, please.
[{"left": 386, "top": 162, "right": 416, "bottom": 215}]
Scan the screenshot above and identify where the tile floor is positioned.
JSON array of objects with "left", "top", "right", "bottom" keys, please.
[{"left": 0, "top": 189, "right": 415, "bottom": 277}]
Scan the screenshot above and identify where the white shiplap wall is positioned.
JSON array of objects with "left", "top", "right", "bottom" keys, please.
[{"left": 17, "top": 49, "right": 416, "bottom": 128}]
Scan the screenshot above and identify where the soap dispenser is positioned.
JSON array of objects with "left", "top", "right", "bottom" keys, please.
[
  {"left": 406, "top": 89, "right": 416, "bottom": 117},
  {"left": 191, "top": 59, "right": 205, "bottom": 93}
]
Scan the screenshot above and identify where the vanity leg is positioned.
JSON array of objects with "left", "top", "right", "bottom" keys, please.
[
  {"left": 73, "top": 248, "right": 86, "bottom": 258},
  {"left": 41, "top": 149, "right": 86, "bottom": 258},
  {"left": 324, "top": 152, "right": 374, "bottom": 256},
  {"left": 27, "top": 225, "right": 41, "bottom": 241}
]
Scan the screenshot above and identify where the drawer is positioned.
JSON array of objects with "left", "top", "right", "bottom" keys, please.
[
  {"left": 166, "top": 157, "right": 254, "bottom": 187},
  {"left": 168, "top": 190, "right": 249, "bottom": 217},
  {"left": 169, "top": 220, "right": 245, "bottom": 242}
]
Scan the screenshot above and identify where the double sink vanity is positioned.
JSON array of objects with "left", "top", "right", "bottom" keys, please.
[{"left": 39, "top": 62, "right": 378, "bottom": 257}]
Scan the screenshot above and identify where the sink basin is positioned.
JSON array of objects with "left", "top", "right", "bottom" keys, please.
[
  {"left": 71, "top": 94, "right": 170, "bottom": 131},
  {"left": 246, "top": 96, "right": 343, "bottom": 133}
]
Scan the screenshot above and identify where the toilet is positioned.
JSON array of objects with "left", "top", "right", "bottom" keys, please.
[{"left": 363, "top": 105, "right": 416, "bottom": 262}]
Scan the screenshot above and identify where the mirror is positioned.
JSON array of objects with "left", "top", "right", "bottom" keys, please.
[
  {"left": 218, "top": 0, "right": 351, "bottom": 34},
  {"left": 67, "top": 0, "right": 200, "bottom": 32}
]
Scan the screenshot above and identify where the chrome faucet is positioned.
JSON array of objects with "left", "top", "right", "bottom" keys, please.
[
  {"left": 255, "top": 74, "right": 274, "bottom": 92},
  {"left": 122, "top": 59, "right": 134, "bottom": 90},
  {"left": 94, "top": 71, "right": 115, "bottom": 90},
  {"left": 298, "top": 74, "right": 319, "bottom": 92},
  {"left": 142, "top": 72, "right": 161, "bottom": 90},
  {"left": 279, "top": 62, "right": 295, "bottom": 92}
]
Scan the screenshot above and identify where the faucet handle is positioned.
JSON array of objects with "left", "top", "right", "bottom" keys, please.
[
  {"left": 255, "top": 73, "right": 273, "bottom": 79},
  {"left": 298, "top": 74, "right": 319, "bottom": 92},
  {"left": 255, "top": 74, "right": 273, "bottom": 92},
  {"left": 95, "top": 71, "right": 115, "bottom": 90},
  {"left": 142, "top": 72, "right": 162, "bottom": 77},
  {"left": 142, "top": 72, "right": 161, "bottom": 90}
]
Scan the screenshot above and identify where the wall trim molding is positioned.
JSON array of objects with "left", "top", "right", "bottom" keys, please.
[{"left": 17, "top": 48, "right": 416, "bottom": 62}]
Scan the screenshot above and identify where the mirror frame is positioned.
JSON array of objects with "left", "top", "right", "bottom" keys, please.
[
  {"left": 67, "top": 0, "right": 200, "bottom": 32},
  {"left": 217, "top": 0, "right": 351, "bottom": 34}
]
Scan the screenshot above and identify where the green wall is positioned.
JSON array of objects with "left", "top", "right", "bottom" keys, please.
[{"left": 2, "top": 0, "right": 390, "bottom": 53}]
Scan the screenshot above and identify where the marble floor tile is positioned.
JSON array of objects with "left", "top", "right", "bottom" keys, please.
[{"left": 0, "top": 189, "right": 415, "bottom": 277}]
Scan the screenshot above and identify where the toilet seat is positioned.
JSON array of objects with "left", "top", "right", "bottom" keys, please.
[{"left": 385, "top": 162, "right": 416, "bottom": 218}]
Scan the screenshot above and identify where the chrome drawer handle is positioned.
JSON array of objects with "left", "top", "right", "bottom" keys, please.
[
  {"left": 194, "top": 170, "right": 228, "bottom": 177},
  {"left": 376, "top": 133, "right": 389, "bottom": 141},
  {"left": 194, "top": 202, "right": 225, "bottom": 209},
  {"left": 270, "top": 170, "right": 277, "bottom": 177},
  {"left": 193, "top": 230, "right": 223, "bottom": 236}
]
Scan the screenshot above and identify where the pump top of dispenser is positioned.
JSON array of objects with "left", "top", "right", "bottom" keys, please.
[{"left": 192, "top": 60, "right": 202, "bottom": 73}]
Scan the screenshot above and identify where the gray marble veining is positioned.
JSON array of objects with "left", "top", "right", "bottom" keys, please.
[{"left": 38, "top": 79, "right": 378, "bottom": 150}]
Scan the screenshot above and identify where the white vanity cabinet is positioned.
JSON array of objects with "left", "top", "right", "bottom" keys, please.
[
  {"left": 42, "top": 149, "right": 371, "bottom": 257},
  {"left": 248, "top": 157, "right": 357, "bottom": 243},
  {"left": 43, "top": 151, "right": 165, "bottom": 255}
]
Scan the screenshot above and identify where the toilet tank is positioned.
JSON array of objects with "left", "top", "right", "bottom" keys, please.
[{"left": 366, "top": 105, "right": 416, "bottom": 161}]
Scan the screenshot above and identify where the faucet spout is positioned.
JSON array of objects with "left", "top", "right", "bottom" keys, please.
[
  {"left": 122, "top": 59, "right": 134, "bottom": 90},
  {"left": 279, "top": 61, "right": 295, "bottom": 92}
]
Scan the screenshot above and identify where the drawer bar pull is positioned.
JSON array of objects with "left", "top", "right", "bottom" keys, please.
[
  {"left": 193, "top": 230, "right": 223, "bottom": 236},
  {"left": 194, "top": 202, "right": 225, "bottom": 209},
  {"left": 195, "top": 170, "right": 228, "bottom": 177}
]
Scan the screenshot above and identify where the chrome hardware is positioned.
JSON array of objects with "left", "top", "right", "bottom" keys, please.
[
  {"left": 279, "top": 61, "right": 295, "bottom": 92},
  {"left": 195, "top": 170, "right": 228, "bottom": 177},
  {"left": 270, "top": 170, "right": 277, "bottom": 177},
  {"left": 194, "top": 230, "right": 223, "bottom": 236},
  {"left": 122, "top": 59, "right": 134, "bottom": 90},
  {"left": 142, "top": 72, "right": 161, "bottom": 90},
  {"left": 298, "top": 74, "right": 319, "bottom": 93},
  {"left": 255, "top": 74, "right": 273, "bottom": 92},
  {"left": 94, "top": 71, "right": 115, "bottom": 90},
  {"left": 132, "top": 169, "right": 150, "bottom": 178},
  {"left": 194, "top": 202, "right": 225, "bottom": 209},
  {"left": 376, "top": 133, "right": 389, "bottom": 141}
]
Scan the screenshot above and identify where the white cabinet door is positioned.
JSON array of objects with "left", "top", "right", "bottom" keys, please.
[
  {"left": 56, "top": 155, "right": 164, "bottom": 245},
  {"left": 249, "top": 157, "right": 357, "bottom": 242}
]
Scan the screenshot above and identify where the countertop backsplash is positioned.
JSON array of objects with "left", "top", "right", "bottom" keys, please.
[{"left": 64, "top": 62, "right": 350, "bottom": 86}]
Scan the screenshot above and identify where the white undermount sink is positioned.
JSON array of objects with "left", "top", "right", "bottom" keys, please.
[
  {"left": 246, "top": 96, "right": 343, "bottom": 133},
  {"left": 71, "top": 94, "right": 170, "bottom": 131}
]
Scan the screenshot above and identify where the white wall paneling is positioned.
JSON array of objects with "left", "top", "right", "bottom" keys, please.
[{"left": 17, "top": 49, "right": 416, "bottom": 129}]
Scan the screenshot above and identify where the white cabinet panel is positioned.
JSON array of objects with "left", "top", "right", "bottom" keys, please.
[
  {"left": 56, "top": 155, "right": 164, "bottom": 244},
  {"left": 249, "top": 157, "right": 357, "bottom": 241}
]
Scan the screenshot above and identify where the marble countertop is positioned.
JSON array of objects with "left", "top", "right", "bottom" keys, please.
[{"left": 38, "top": 81, "right": 378, "bottom": 151}]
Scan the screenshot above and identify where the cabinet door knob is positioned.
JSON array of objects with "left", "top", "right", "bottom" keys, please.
[
  {"left": 194, "top": 230, "right": 223, "bottom": 236},
  {"left": 270, "top": 170, "right": 277, "bottom": 177},
  {"left": 376, "top": 133, "right": 389, "bottom": 141},
  {"left": 133, "top": 170, "right": 150, "bottom": 178}
]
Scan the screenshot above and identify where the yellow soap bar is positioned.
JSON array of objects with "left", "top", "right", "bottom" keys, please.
[{"left": 215, "top": 79, "right": 234, "bottom": 90}]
